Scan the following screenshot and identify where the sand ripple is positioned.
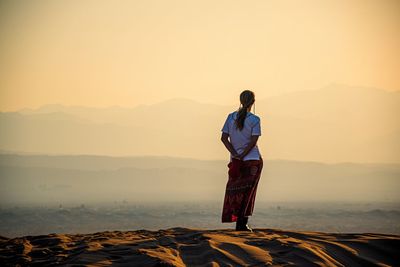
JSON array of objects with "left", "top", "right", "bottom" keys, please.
[{"left": 1, "top": 227, "right": 399, "bottom": 266}]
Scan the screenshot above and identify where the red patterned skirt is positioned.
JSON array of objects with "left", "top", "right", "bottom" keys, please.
[{"left": 221, "top": 156, "right": 263, "bottom": 223}]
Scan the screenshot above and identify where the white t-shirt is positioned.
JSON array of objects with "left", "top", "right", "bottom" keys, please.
[{"left": 221, "top": 110, "right": 262, "bottom": 161}]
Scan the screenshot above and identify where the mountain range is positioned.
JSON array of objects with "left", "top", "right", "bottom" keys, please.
[{"left": 1, "top": 84, "right": 399, "bottom": 163}]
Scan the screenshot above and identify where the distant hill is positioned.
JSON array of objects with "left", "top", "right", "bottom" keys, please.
[{"left": 0, "top": 84, "right": 399, "bottom": 163}]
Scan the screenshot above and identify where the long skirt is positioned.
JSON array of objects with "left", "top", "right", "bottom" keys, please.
[{"left": 221, "top": 156, "right": 263, "bottom": 223}]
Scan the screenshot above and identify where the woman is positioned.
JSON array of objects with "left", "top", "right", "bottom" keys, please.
[{"left": 220, "top": 90, "right": 263, "bottom": 232}]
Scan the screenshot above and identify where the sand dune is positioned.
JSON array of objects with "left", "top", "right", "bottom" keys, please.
[{"left": 1, "top": 227, "right": 399, "bottom": 266}]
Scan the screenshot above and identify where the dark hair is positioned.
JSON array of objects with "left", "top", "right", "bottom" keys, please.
[{"left": 235, "top": 90, "right": 255, "bottom": 131}]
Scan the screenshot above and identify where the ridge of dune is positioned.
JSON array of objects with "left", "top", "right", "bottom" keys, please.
[{"left": 0, "top": 227, "right": 399, "bottom": 266}]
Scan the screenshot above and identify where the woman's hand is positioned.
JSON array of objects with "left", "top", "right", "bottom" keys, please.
[
  {"left": 232, "top": 151, "right": 244, "bottom": 160},
  {"left": 232, "top": 151, "right": 241, "bottom": 159}
]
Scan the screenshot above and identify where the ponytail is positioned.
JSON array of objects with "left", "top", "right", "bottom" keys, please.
[{"left": 235, "top": 90, "right": 255, "bottom": 131}]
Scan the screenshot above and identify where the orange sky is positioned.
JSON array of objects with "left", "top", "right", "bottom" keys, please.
[{"left": 0, "top": 0, "right": 399, "bottom": 111}]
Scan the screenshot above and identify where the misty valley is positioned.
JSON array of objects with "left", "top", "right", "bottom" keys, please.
[{"left": 0, "top": 153, "right": 399, "bottom": 238}]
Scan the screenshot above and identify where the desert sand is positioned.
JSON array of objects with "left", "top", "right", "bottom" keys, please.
[{"left": 1, "top": 227, "right": 399, "bottom": 266}]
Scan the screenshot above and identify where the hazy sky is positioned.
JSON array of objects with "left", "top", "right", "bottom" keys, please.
[{"left": 0, "top": 0, "right": 399, "bottom": 111}]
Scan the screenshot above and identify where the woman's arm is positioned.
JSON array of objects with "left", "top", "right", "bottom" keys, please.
[
  {"left": 221, "top": 133, "right": 240, "bottom": 158},
  {"left": 238, "top": 135, "right": 259, "bottom": 160}
]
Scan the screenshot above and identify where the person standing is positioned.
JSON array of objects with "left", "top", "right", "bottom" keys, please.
[{"left": 220, "top": 90, "right": 263, "bottom": 231}]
